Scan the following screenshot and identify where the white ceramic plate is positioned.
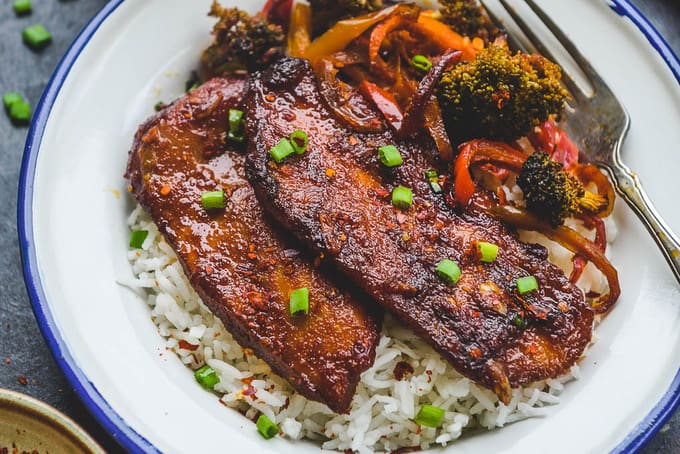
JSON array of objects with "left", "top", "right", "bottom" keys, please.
[{"left": 18, "top": 1, "right": 680, "bottom": 453}]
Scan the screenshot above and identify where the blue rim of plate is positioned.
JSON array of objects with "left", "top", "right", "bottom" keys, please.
[{"left": 16, "top": 0, "right": 680, "bottom": 453}]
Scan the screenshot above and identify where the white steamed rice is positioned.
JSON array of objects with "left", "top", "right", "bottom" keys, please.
[{"left": 120, "top": 201, "right": 613, "bottom": 453}]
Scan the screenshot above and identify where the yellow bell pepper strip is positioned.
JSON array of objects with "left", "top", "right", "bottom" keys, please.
[
  {"left": 287, "top": 2, "right": 311, "bottom": 58},
  {"left": 304, "top": 3, "right": 419, "bottom": 64}
]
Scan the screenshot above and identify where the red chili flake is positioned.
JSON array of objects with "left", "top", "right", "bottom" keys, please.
[
  {"left": 469, "top": 347, "right": 482, "bottom": 358},
  {"left": 534, "top": 310, "right": 548, "bottom": 320},
  {"left": 178, "top": 340, "right": 198, "bottom": 351},
  {"left": 325, "top": 168, "right": 336, "bottom": 178},
  {"left": 348, "top": 136, "right": 359, "bottom": 146},
  {"left": 245, "top": 291, "right": 266, "bottom": 310},
  {"left": 393, "top": 361, "right": 414, "bottom": 381},
  {"left": 247, "top": 252, "right": 257, "bottom": 260},
  {"left": 492, "top": 89, "right": 510, "bottom": 109},
  {"left": 471, "top": 310, "right": 481, "bottom": 318},
  {"left": 524, "top": 343, "right": 539, "bottom": 354},
  {"left": 495, "top": 186, "right": 507, "bottom": 205},
  {"left": 370, "top": 188, "right": 388, "bottom": 199},
  {"left": 241, "top": 376, "right": 254, "bottom": 385},
  {"left": 4, "top": 358, "right": 10, "bottom": 364},
  {"left": 205, "top": 265, "right": 213, "bottom": 275},
  {"left": 265, "top": 93, "right": 276, "bottom": 102},
  {"left": 18, "top": 376, "right": 27, "bottom": 385},
  {"left": 338, "top": 233, "right": 347, "bottom": 242},
  {"left": 279, "top": 165, "right": 293, "bottom": 176},
  {"left": 159, "top": 185, "right": 171, "bottom": 196},
  {"left": 243, "top": 385, "right": 257, "bottom": 397},
  {"left": 248, "top": 244, "right": 255, "bottom": 252}
]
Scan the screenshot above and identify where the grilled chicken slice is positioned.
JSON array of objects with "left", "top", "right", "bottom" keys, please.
[
  {"left": 125, "top": 76, "right": 380, "bottom": 413},
  {"left": 245, "top": 58, "right": 594, "bottom": 403}
]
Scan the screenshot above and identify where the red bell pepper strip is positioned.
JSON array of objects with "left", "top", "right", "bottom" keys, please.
[
  {"left": 358, "top": 80, "right": 404, "bottom": 130},
  {"left": 262, "top": 0, "right": 293, "bottom": 28}
]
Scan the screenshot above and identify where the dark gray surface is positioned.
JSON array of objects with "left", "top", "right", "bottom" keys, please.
[{"left": 0, "top": 1, "right": 678, "bottom": 453}]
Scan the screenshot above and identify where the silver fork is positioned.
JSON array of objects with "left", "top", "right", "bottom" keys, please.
[{"left": 480, "top": 0, "right": 680, "bottom": 285}]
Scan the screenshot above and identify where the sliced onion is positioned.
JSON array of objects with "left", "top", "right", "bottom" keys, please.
[
  {"left": 424, "top": 98, "right": 454, "bottom": 161},
  {"left": 315, "top": 58, "right": 384, "bottom": 133},
  {"left": 398, "top": 49, "right": 461, "bottom": 138},
  {"left": 488, "top": 205, "right": 620, "bottom": 314}
]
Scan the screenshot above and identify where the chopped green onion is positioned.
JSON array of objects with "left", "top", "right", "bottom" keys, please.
[
  {"left": 435, "top": 259, "right": 462, "bottom": 285},
  {"left": 414, "top": 404, "right": 445, "bottom": 427},
  {"left": 424, "top": 169, "right": 442, "bottom": 193},
  {"left": 201, "top": 190, "right": 226, "bottom": 210},
  {"left": 269, "top": 138, "right": 295, "bottom": 163},
  {"left": 187, "top": 82, "right": 200, "bottom": 92},
  {"left": 512, "top": 314, "right": 527, "bottom": 329},
  {"left": 228, "top": 109, "right": 244, "bottom": 134},
  {"left": 3, "top": 93, "right": 23, "bottom": 110},
  {"left": 478, "top": 241, "right": 499, "bottom": 263},
  {"left": 290, "top": 130, "right": 309, "bottom": 154},
  {"left": 194, "top": 364, "right": 219, "bottom": 389},
  {"left": 429, "top": 181, "right": 442, "bottom": 193},
  {"left": 256, "top": 414, "right": 280, "bottom": 439},
  {"left": 153, "top": 101, "right": 166, "bottom": 112},
  {"left": 129, "top": 230, "right": 148, "bottom": 249},
  {"left": 425, "top": 169, "right": 438, "bottom": 180},
  {"left": 9, "top": 101, "right": 31, "bottom": 123},
  {"left": 289, "top": 287, "right": 309, "bottom": 316},
  {"left": 228, "top": 131, "right": 244, "bottom": 143},
  {"left": 378, "top": 145, "right": 403, "bottom": 167},
  {"left": 516, "top": 275, "right": 539, "bottom": 294},
  {"left": 13, "top": 0, "right": 31, "bottom": 15},
  {"left": 22, "top": 24, "right": 51, "bottom": 50},
  {"left": 412, "top": 55, "right": 433, "bottom": 72},
  {"left": 391, "top": 186, "right": 412, "bottom": 210}
]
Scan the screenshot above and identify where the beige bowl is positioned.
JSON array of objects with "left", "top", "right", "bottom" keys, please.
[{"left": 0, "top": 388, "right": 105, "bottom": 454}]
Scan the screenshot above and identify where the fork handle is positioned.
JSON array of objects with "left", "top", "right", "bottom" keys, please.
[{"left": 607, "top": 163, "right": 680, "bottom": 284}]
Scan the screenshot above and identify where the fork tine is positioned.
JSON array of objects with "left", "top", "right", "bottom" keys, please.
[
  {"left": 496, "top": 0, "right": 585, "bottom": 101},
  {"left": 523, "top": 0, "right": 611, "bottom": 94},
  {"left": 479, "top": 0, "right": 529, "bottom": 53}
]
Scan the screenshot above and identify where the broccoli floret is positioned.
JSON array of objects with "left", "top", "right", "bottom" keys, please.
[
  {"left": 438, "top": 43, "right": 567, "bottom": 142},
  {"left": 309, "top": 0, "right": 384, "bottom": 36},
  {"left": 517, "top": 151, "right": 607, "bottom": 227},
  {"left": 438, "top": 0, "right": 498, "bottom": 41},
  {"left": 201, "top": 2, "right": 285, "bottom": 75}
]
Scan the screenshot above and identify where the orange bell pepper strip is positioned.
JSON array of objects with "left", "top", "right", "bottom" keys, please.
[{"left": 410, "top": 15, "right": 476, "bottom": 61}]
